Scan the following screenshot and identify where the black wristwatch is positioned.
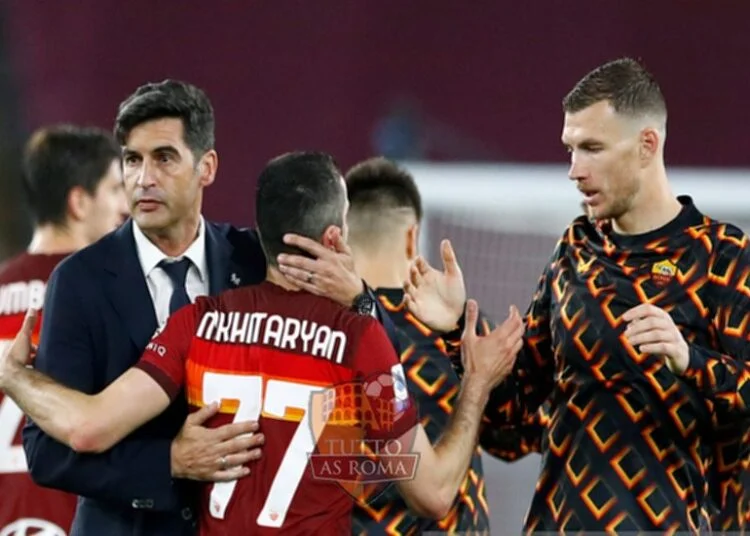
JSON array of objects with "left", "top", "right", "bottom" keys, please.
[{"left": 352, "top": 284, "right": 376, "bottom": 316}]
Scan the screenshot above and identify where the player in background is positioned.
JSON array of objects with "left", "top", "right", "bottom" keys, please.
[
  {"left": 0, "top": 125, "right": 127, "bottom": 534},
  {"left": 403, "top": 58, "right": 750, "bottom": 532},
  {"left": 345, "top": 157, "right": 491, "bottom": 534},
  {"left": 0, "top": 151, "right": 524, "bottom": 535}
]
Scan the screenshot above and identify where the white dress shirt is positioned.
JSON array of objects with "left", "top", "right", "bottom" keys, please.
[{"left": 132, "top": 218, "right": 210, "bottom": 329}]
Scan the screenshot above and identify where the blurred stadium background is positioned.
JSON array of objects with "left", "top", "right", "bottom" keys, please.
[{"left": 1, "top": 1, "right": 749, "bottom": 531}]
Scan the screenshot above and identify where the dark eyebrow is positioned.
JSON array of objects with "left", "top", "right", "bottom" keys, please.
[
  {"left": 579, "top": 138, "right": 604, "bottom": 147},
  {"left": 563, "top": 138, "right": 604, "bottom": 149},
  {"left": 152, "top": 145, "right": 180, "bottom": 157},
  {"left": 122, "top": 148, "right": 140, "bottom": 159}
]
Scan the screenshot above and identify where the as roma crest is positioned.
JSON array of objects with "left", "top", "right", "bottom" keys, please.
[{"left": 651, "top": 259, "right": 677, "bottom": 287}]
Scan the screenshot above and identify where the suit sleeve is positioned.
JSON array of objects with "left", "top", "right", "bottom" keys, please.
[
  {"left": 352, "top": 321, "right": 418, "bottom": 442},
  {"left": 681, "top": 229, "right": 750, "bottom": 416},
  {"left": 22, "top": 258, "right": 181, "bottom": 511},
  {"left": 443, "top": 241, "right": 562, "bottom": 447},
  {"left": 135, "top": 303, "right": 198, "bottom": 400}
]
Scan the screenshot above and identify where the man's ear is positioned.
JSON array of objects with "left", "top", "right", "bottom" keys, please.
[
  {"left": 198, "top": 150, "right": 218, "bottom": 187},
  {"left": 67, "top": 186, "right": 91, "bottom": 222},
  {"left": 406, "top": 223, "right": 419, "bottom": 260},
  {"left": 639, "top": 127, "right": 660, "bottom": 166},
  {"left": 321, "top": 225, "right": 341, "bottom": 250}
]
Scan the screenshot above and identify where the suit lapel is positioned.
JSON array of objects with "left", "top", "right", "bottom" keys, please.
[
  {"left": 102, "top": 220, "right": 159, "bottom": 349},
  {"left": 205, "top": 222, "right": 232, "bottom": 295}
]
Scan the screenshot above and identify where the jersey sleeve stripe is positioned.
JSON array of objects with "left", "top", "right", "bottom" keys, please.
[{"left": 133, "top": 361, "right": 180, "bottom": 400}]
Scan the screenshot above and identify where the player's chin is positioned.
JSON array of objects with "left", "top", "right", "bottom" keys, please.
[{"left": 586, "top": 202, "right": 610, "bottom": 222}]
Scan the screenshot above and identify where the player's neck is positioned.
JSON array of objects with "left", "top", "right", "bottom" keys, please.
[
  {"left": 266, "top": 266, "right": 302, "bottom": 291},
  {"left": 27, "top": 224, "right": 88, "bottom": 255},
  {"left": 354, "top": 253, "right": 410, "bottom": 291},
  {"left": 612, "top": 174, "right": 682, "bottom": 235}
]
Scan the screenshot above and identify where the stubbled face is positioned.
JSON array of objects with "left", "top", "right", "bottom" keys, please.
[
  {"left": 81, "top": 159, "right": 128, "bottom": 242},
  {"left": 122, "top": 118, "right": 205, "bottom": 234},
  {"left": 562, "top": 100, "right": 643, "bottom": 222}
]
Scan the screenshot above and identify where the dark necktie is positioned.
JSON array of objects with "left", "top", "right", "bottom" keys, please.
[{"left": 158, "top": 258, "right": 192, "bottom": 314}]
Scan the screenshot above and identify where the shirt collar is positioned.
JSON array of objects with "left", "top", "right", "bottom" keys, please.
[{"left": 132, "top": 216, "right": 208, "bottom": 282}]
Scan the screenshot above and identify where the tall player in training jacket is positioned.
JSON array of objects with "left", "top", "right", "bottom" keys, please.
[
  {"left": 0, "top": 151, "right": 525, "bottom": 535},
  {"left": 0, "top": 125, "right": 127, "bottom": 534},
  {"left": 403, "top": 59, "right": 750, "bottom": 533}
]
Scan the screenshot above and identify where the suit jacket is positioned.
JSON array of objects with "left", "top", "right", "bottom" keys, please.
[
  {"left": 22, "top": 220, "right": 265, "bottom": 536},
  {"left": 22, "top": 219, "right": 399, "bottom": 536}
]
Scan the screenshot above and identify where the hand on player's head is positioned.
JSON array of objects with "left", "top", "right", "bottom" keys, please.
[
  {"left": 277, "top": 231, "right": 363, "bottom": 307},
  {"left": 402, "top": 239, "right": 466, "bottom": 332},
  {"left": 460, "top": 301, "right": 523, "bottom": 390}
]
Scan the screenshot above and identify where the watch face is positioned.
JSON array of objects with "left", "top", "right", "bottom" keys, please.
[{"left": 355, "top": 294, "right": 375, "bottom": 315}]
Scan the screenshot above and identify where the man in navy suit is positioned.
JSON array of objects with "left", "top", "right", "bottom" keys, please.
[{"left": 22, "top": 80, "right": 397, "bottom": 536}]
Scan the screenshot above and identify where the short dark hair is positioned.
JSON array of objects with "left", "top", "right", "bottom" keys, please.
[
  {"left": 562, "top": 58, "right": 667, "bottom": 121},
  {"left": 114, "top": 79, "right": 214, "bottom": 157},
  {"left": 22, "top": 125, "right": 120, "bottom": 226},
  {"left": 256, "top": 152, "right": 345, "bottom": 266},
  {"left": 345, "top": 157, "right": 422, "bottom": 221}
]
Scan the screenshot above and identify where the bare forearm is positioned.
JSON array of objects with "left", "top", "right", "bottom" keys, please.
[
  {"left": 397, "top": 375, "right": 489, "bottom": 518},
  {"left": 2, "top": 361, "right": 90, "bottom": 448},
  {"left": 431, "top": 375, "right": 488, "bottom": 492}
]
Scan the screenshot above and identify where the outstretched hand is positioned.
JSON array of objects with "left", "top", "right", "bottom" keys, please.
[
  {"left": 403, "top": 239, "right": 466, "bottom": 332},
  {"left": 460, "top": 300, "right": 524, "bottom": 390}
]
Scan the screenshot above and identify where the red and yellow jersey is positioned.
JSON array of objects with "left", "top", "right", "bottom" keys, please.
[
  {"left": 0, "top": 252, "right": 76, "bottom": 534},
  {"left": 137, "top": 281, "right": 417, "bottom": 535}
]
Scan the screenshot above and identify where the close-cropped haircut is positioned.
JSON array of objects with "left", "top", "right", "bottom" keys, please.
[
  {"left": 346, "top": 157, "right": 422, "bottom": 220},
  {"left": 22, "top": 125, "right": 120, "bottom": 226},
  {"left": 563, "top": 58, "right": 667, "bottom": 125},
  {"left": 345, "top": 158, "right": 422, "bottom": 248},
  {"left": 114, "top": 79, "right": 214, "bottom": 158},
  {"left": 255, "top": 151, "right": 345, "bottom": 266}
]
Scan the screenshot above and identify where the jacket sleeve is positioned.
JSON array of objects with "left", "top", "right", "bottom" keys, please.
[
  {"left": 680, "top": 227, "right": 750, "bottom": 416},
  {"left": 22, "top": 257, "right": 180, "bottom": 512},
  {"left": 443, "top": 239, "right": 565, "bottom": 457}
]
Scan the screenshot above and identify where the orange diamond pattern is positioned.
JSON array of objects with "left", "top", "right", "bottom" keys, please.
[
  {"left": 447, "top": 199, "right": 750, "bottom": 531},
  {"left": 352, "top": 288, "right": 491, "bottom": 535}
]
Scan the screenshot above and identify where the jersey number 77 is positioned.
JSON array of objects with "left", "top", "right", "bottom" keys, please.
[{"left": 202, "top": 372, "right": 324, "bottom": 528}]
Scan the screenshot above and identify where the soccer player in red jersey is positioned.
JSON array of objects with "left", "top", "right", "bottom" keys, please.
[
  {"left": 404, "top": 59, "right": 750, "bottom": 533},
  {"left": 0, "top": 125, "right": 126, "bottom": 534},
  {"left": 0, "top": 151, "right": 525, "bottom": 535}
]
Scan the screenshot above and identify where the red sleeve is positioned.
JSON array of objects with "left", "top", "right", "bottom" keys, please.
[
  {"left": 133, "top": 304, "right": 198, "bottom": 401},
  {"left": 352, "top": 321, "right": 418, "bottom": 442}
]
